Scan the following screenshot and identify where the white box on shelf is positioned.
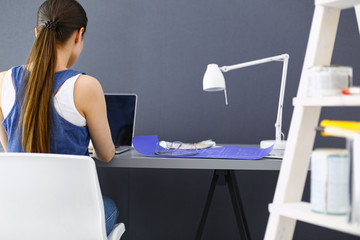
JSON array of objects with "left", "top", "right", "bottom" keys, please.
[
  {"left": 307, "top": 66, "right": 352, "bottom": 97},
  {"left": 311, "top": 149, "right": 350, "bottom": 215}
]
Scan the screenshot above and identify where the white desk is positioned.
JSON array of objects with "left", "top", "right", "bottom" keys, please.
[
  {"left": 95, "top": 146, "right": 282, "bottom": 240},
  {"left": 95, "top": 147, "right": 282, "bottom": 170}
]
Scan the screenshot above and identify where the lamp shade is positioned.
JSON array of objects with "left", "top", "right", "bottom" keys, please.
[{"left": 203, "top": 64, "right": 226, "bottom": 92}]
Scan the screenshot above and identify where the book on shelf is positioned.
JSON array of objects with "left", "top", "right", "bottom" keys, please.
[{"left": 317, "top": 120, "right": 360, "bottom": 139}]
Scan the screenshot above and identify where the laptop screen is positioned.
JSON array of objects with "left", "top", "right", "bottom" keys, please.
[{"left": 105, "top": 94, "right": 137, "bottom": 148}]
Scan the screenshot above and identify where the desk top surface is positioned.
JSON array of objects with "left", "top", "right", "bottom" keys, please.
[
  {"left": 0, "top": 144, "right": 282, "bottom": 170},
  {"left": 95, "top": 147, "right": 282, "bottom": 171}
]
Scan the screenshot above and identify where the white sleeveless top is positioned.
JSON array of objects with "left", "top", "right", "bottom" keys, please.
[{"left": 1, "top": 69, "right": 86, "bottom": 127}]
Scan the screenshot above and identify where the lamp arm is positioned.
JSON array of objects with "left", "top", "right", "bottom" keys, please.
[
  {"left": 219, "top": 53, "right": 290, "bottom": 145},
  {"left": 219, "top": 54, "right": 289, "bottom": 72},
  {"left": 275, "top": 54, "right": 289, "bottom": 143}
]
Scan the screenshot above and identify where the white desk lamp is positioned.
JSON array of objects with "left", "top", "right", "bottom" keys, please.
[{"left": 203, "top": 53, "right": 289, "bottom": 150}]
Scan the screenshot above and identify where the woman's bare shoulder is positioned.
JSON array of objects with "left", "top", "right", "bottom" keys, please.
[
  {"left": 76, "top": 74, "right": 102, "bottom": 90},
  {"left": 0, "top": 71, "right": 8, "bottom": 105},
  {"left": 73, "top": 74, "right": 105, "bottom": 116},
  {"left": 74, "top": 74, "right": 105, "bottom": 99},
  {"left": 0, "top": 71, "right": 6, "bottom": 83}
]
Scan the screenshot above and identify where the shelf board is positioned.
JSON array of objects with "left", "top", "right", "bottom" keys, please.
[
  {"left": 293, "top": 95, "right": 360, "bottom": 107},
  {"left": 316, "top": 0, "right": 360, "bottom": 9},
  {"left": 269, "top": 202, "right": 360, "bottom": 236}
]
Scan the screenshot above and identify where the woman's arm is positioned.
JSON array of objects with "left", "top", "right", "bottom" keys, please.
[
  {"left": 74, "top": 74, "right": 115, "bottom": 162},
  {"left": 0, "top": 71, "right": 8, "bottom": 151}
]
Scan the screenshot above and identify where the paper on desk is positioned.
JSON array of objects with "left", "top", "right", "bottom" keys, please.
[
  {"left": 159, "top": 139, "right": 216, "bottom": 150},
  {"left": 132, "top": 135, "right": 273, "bottom": 160}
]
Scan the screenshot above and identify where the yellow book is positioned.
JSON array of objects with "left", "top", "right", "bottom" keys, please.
[
  {"left": 320, "top": 120, "right": 360, "bottom": 132},
  {"left": 317, "top": 126, "right": 358, "bottom": 138}
]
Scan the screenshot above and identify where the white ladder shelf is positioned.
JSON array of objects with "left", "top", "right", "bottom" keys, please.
[{"left": 264, "top": 0, "right": 360, "bottom": 239}]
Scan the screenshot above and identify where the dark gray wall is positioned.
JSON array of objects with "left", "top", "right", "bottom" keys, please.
[{"left": 1, "top": 0, "right": 359, "bottom": 239}]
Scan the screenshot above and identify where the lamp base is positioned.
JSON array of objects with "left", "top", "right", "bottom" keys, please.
[
  {"left": 260, "top": 139, "right": 287, "bottom": 150},
  {"left": 260, "top": 140, "right": 287, "bottom": 158}
]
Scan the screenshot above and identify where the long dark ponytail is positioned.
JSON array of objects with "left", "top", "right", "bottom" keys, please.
[{"left": 19, "top": 0, "right": 87, "bottom": 152}]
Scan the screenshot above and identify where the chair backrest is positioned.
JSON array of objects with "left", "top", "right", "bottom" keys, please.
[{"left": 0, "top": 153, "right": 107, "bottom": 240}]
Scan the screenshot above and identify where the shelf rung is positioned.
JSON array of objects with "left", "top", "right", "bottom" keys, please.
[
  {"left": 269, "top": 202, "right": 360, "bottom": 236},
  {"left": 315, "top": 0, "right": 360, "bottom": 9},
  {"left": 293, "top": 96, "right": 360, "bottom": 106}
]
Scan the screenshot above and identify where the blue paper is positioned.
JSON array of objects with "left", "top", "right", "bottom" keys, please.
[{"left": 132, "top": 135, "right": 273, "bottom": 160}]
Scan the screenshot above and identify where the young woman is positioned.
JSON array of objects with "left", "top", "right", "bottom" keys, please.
[{"left": 0, "top": 0, "right": 118, "bottom": 235}]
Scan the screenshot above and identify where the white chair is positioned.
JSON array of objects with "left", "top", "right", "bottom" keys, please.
[{"left": 0, "top": 153, "right": 125, "bottom": 240}]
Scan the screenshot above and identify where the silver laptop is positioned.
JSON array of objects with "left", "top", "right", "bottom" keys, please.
[{"left": 105, "top": 93, "right": 137, "bottom": 154}]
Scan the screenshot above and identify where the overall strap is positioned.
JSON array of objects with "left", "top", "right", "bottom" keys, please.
[
  {"left": 52, "top": 70, "right": 85, "bottom": 93},
  {"left": 11, "top": 65, "right": 26, "bottom": 92},
  {"left": 10, "top": 66, "right": 85, "bottom": 94}
]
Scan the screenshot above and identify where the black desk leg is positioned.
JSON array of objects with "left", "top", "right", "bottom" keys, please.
[
  {"left": 195, "top": 171, "right": 219, "bottom": 240},
  {"left": 195, "top": 170, "right": 251, "bottom": 240},
  {"left": 225, "top": 170, "right": 251, "bottom": 240}
]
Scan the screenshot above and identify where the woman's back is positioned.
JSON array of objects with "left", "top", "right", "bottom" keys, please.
[{"left": 2, "top": 65, "right": 90, "bottom": 155}]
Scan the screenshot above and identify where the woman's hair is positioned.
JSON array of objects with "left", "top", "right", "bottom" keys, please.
[{"left": 19, "top": 0, "right": 87, "bottom": 152}]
